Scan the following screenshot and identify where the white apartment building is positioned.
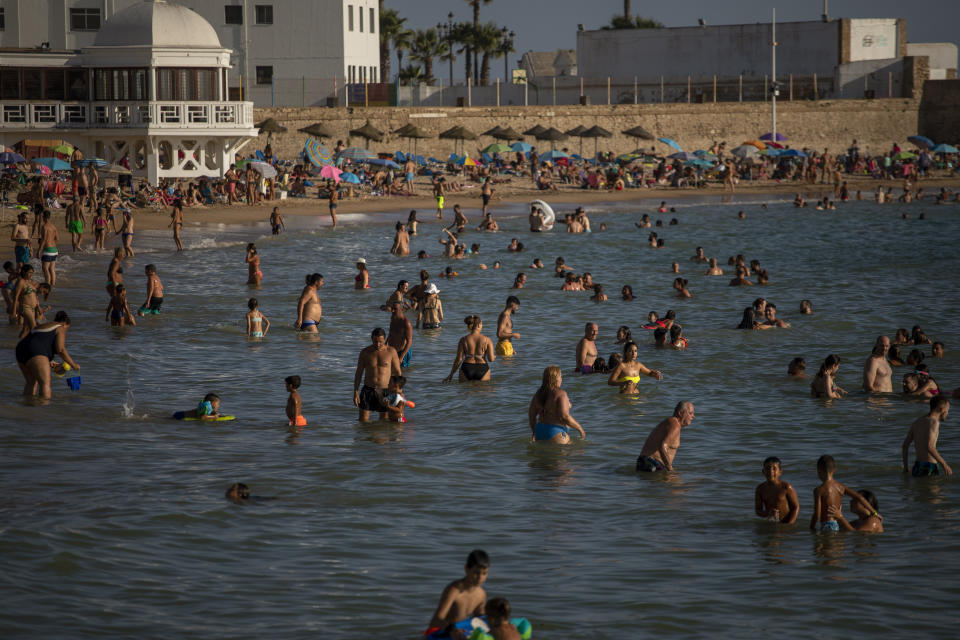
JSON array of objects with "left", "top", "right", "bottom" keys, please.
[{"left": 0, "top": 0, "right": 380, "bottom": 105}]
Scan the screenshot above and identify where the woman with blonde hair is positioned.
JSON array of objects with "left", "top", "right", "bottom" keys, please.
[
  {"left": 443, "top": 315, "right": 495, "bottom": 382},
  {"left": 528, "top": 365, "right": 585, "bottom": 443}
]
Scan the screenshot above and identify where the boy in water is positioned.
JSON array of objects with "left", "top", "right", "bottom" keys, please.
[
  {"left": 285, "top": 375, "right": 306, "bottom": 426},
  {"left": 755, "top": 457, "right": 800, "bottom": 523},
  {"left": 172, "top": 393, "right": 220, "bottom": 420},
  {"left": 381, "top": 375, "right": 410, "bottom": 423},
  {"left": 809, "top": 455, "right": 877, "bottom": 532},
  {"left": 137, "top": 264, "right": 164, "bottom": 316},
  {"left": 485, "top": 597, "right": 522, "bottom": 640},
  {"left": 105, "top": 284, "right": 136, "bottom": 326},
  {"left": 427, "top": 549, "right": 490, "bottom": 638}
]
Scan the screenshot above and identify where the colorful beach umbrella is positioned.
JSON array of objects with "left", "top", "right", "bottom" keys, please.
[
  {"left": 33, "top": 157, "right": 71, "bottom": 171},
  {"left": 51, "top": 143, "right": 74, "bottom": 155},
  {"left": 759, "top": 132, "right": 788, "bottom": 142},
  {"left": 482, "top": 143, "right": 512, "bottom": 154},
  {"left": 319, "top": 165, "right": 342, "bottom": 182},
  {"left": 657, "top": 137, "right": 683, "bottom": 152},
  {"left": 894, "top": 151, "right": 916, "bottom": 161},
  {"left": 304, "top": 138, "right": 332, "bottom": 167},
  {"left": 731, "top": 145, "right": 760, "bottom": 159}
]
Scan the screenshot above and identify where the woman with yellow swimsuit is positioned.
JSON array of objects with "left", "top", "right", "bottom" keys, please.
[{"left": 606, "top": 341, "right": 663, "bottom": 394}]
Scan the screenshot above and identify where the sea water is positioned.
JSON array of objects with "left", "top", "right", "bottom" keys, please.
[{"left": 1, "top": 198, "right": 959, "bottom": 637}]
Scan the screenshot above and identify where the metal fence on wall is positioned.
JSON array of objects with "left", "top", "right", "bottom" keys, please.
[{"left": 243, "top": 71, "right": 909, "bottom": 108}]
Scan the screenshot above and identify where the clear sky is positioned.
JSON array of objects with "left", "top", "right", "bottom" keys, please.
[{"left": 386, "top": 0, "right": 959, "bottom": 79}]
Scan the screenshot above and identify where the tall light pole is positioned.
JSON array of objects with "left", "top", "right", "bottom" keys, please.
[
  {"left": 437, "top": 12, "right": 454, "bottom": 86},
  {"left": 771, "top": 8, "right": 778, "bottom": 142}
]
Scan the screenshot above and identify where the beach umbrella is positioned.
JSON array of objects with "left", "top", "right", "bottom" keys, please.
[
  {"left": 657, "top": 137, "right": 683, "bottom": 152},
  {"left": 907, "top": 135, "right": 934, "bottom": 149},
  {"left": 483, "top": 143, "right": 512, "bottom": 154},
  {"left": 104, "top": 163, "right": 131, "bottom": 175},
  {"left": 759, "top": 132, "right": 787, "bottom": 142},
  {"left": 668, "top": 151, "right": 696, "bottom": 161},
  {"left": 931, "top": 143, "right": 958, "bottom": 154},
  {"left": 339, "top": 172, "right": 361, "bottom": 184},
  {"left": 349, "top": 121, "right": 384, "bottom": 148},
  {"left": 367, "top": 158, "right": 401, "bottom": 169},
  {"left": 304, "top": 138, "right": 332, "bottom": 167},
  {"left": 256, "top": 117, "right": 287, "bottom": 145},
  {"left": 510, "top": 141, "right": 533, "bottom": 153},
  {"left": 34, "top": 165, "right": 51, "bottom": 176},
  {"left": 298, "top": 123, "right": 335, "bottom": 139},
  {"left": 779, "top": 149, "right": 807, "bottom": 158},
  {"left": 685, "top": 158, "right": 714, "bottom": 168},
  {"left": 337, "top": 147, "right": 376, "bottom": 161},
  {"left": 741, "top": 140, "right": 767, "bottom": 150},
  {"left": 397, "top": 124, "right": 432, "bottom": 156},
  {"left": 463, "top": 157, "right": 478, "bottom": 167},
  {"left": 498, "top": 127, "right": 522, "bottom": 141},
  {"left": 534, "top": 127, "right": 569, "bottom": 151},
  {"left": 894, "top": 151, "right": 916, "bottom": 161},
  {"left": 481, "top": 125, "right": 508, "bottom": 139},
  {"left": 33, "top": 157, "right": 71, "bottom": 171},
  {"left": 523, "top": 124, "right": 547, "bottom": 138},
  {"left": 439, "top": 126, "right": 477, "bottom": 156},
  {"left": 623, "top": 125, "right": 655, "bottom": 141},
  {"left": 731, "top": 145, "right": 760, "bottom": 160},
  {"left": 51, "top": 143, "right": 74, "bottom": 156},
  {"left": 0, "top": 151, "right": 26, "bottom": 164},
  {"left": 760, "top": 147, "right": 782, "bottom": 156},
  {"left": 77, "top": 158, "right": 109, "bottom": 168},
  {"left": 249, "top": 161, "right": 277, "bottom": 178},
  {"left": 541, "top": 149, "right": 569, "bottom": 161},
  {"left": 582, "top": 125, "right": 613, "bottom": 158},
  {"left": 319, "top": 165, "right": 342, "bottom": 183}
]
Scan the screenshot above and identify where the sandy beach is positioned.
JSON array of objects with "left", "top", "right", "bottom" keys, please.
[{"left": 4, "top": 173, "right": 958, "bottom": 254}]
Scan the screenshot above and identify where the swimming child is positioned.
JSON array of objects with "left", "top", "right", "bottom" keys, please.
[
  {"left": 485, "top": 597, "right": 522, "bottom": 640},
  {"left": 285, "top": 375, "right": 306, "bottom": 426},
  {"left": 137, "top": 264, "right": 164, "bottom": 316},
  {"left": 225, "top": 482, "right": 250, "bottom": 502},
  {"left": 426, "top": 549, "right": 490, "bottom": 638},
  {"left": 105, "top": 284, "right": 136, "bottom": 326},
  {"left": 754, "top": 456, "right": 800, "bottom": 523},
  {"left": 173, "top": 393, "right": 221, "bottom": 420},
  {"left": 381, "top": 374, "right": 413, "bottom": 423},
  {"left": 246, "top": 298, "right": 270, "bottom": 337},
  {"left": 828, "top": 489, "right": 884, "bottom": 532},
  {"left": 809, "top": 455, "right": 877, "bottom": 532}
]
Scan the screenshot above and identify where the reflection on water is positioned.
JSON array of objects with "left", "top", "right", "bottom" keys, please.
[{"left": 2, "top": 199, "right": 959, "bottom": 635}]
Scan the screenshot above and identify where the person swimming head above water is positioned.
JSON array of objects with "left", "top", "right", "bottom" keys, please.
[
  {"left": 621, "top": 285, "right": 634, "bottom": 300},
  {"left": 738, "top": 307, "right": 759, "bottom": 330},
  {"left": 788, "top": 357, "right": 807, "bottom": 377},
  {"left": 225, "top": 482, "right": 250, "bottom": 501},
  {"left": 800, "top": 299, "right": 813, "bottom": 315},
  {"left": 616, "top": 325, "right": 632, "bottom": 344}
]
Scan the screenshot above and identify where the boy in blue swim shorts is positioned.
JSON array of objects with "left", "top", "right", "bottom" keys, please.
[{"left": 172, "top": 393, "right": 221, "bottom": 420}]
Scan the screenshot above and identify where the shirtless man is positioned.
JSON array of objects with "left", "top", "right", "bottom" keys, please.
[
  {"left": 575, "top": 207, "right": 591, "bottom": 232},
  {"left": 529, "top": 205, "right": 545, "bottom": 232},
  {"left": 404, "top": 157, "right": 416, "bottom": 194},
  {"left": 863, "top": 335, "right": 893, "bottom": 392},
  {"left": 636, "top": 402, "right": 695, "bottom": 472},
  {"left": 11, "top": 212, "right": 31, "bottom": 268},
  {"left": 353, "top": 327, "right": 401, "bottom": 421},
  {"left": 575, "top": 323, "right": 599, "bottom": 373},
  {"left": 690, "top": 247, "right": 708, "bottom": 263},
  {"left": 296, "top": 273, "right": 323, "bottom": 332},
  {"left": 902, "top": 396, "right": 952, "bottom": 476},
  {"left": 269, "top": 206, "right": 285, "bottom": 234},
  {"left": 758, "top": 304, "right": 790, "bottom": 329},
  {"left": 432, "top": 175, "right": 445, "bottom": 219},
  {"left": 452, "top": 204, "right": 468, "bottom": 233},
  {"left": 495, "top": 296, "right": 520, "bottom": 357},
  {"left": 37, "top": 211, "right": 59, "bottom": 288},
  {"left": 481, "top": 179, "right": 495, "bottom": 217},
  {"left": 387, "top": 301, "right": 413, "bottom": 368},
  {"left": 64, "top": 199, "right": 85, "bottom": 252}
]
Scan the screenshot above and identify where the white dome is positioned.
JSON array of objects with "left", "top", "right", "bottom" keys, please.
[{"left": 93, "top": 0, "right": 223, "bottom": 49}]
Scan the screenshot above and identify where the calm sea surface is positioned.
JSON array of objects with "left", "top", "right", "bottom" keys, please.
[{"left": 2, "top": 196, "right": 959, "bottom": 638}]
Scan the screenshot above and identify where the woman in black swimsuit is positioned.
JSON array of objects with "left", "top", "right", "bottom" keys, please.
[
  {"left": 443, "top": 315, "right": 495, "bottom": 382},
  {"left": 15, "top": 311, "right": 78, "bottom": 399}
]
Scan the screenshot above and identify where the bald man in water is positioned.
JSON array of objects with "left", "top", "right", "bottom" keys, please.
[
  {"left": 575, "top": 323, "right": 599, "bottom": 373},
  {"left": 636, "top": 402, "right": 695, "bottom": 472},
  {"left": 863, "top": 335, "right": 893, "bottom": 392}
]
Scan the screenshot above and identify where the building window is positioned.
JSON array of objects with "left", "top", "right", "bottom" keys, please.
[
  {"left": 256, "top": 66, "right": 273, "bottom": 85},
  {"left": 225, "top": 5, "right": 243, "bottom": 25},
  {"left": 0, "top": 8, "right": 6, "bottom": 31},
  {"left": 359, "top": 6, "right": 363, "bottom": 32},
  {"left": 255, "top": 5, "right": 273, "bottom": 25},
  {"left": 347, "top": 5, "right": 353, "bottom": 31},
  {"left": 70, "top": 8, "right": 102, "bottom": 32},
  {"left": 369, "top": 8, "right": 375, "bottom": 34}
]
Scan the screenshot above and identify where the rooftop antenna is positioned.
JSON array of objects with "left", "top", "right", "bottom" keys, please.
[{"left": 822, "top": 0, "right": 829, "bottom": 22}]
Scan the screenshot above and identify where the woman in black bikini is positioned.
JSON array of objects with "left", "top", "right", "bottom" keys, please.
[
  {"left": 15, "top": 311, "right": 78, "bottom": 399},
  {"left": 443, "top": 315, "right": 496, "bottom": 382}
]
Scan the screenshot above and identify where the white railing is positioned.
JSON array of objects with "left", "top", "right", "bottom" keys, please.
[{"left": 0, "top": 101, "right": 255, "bottom": 129}]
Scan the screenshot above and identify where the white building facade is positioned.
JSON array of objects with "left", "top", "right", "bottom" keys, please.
[
  {"left": 0, "top": 0, "right": 380, "bottom": 106},
  {"left": 0, "top": 0, "right": 258, "bottom": 182}
]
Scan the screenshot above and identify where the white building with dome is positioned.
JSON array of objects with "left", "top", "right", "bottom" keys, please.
[{"left": 0, "top": 0, "right": 258, "bottom": 183}]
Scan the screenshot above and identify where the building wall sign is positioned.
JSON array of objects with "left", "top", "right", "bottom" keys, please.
[{"left": 849, "top": 19, "right": 897, "bottom": 61}]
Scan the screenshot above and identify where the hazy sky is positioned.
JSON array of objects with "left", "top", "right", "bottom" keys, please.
[{"left": 386, "top": 0, "right": 959, "bottom": 78}]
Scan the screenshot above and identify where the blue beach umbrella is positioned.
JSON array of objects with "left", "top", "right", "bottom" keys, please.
[
  {"left": 779, "top": 149, "right": 807, "bottom": 158},
  {"left": 907, "top": 135, "right": 934, "bottom": 149},
  {"left": 541, "top": 150, "right": 569, "bottom": 161},
  {"left": 510, "top": 142, "right": 533, "bottom": 152},
  {"left": 685, "top": 158, "right": 714, "bottom": 168},
  {"left": 33, "top": 157, "right": 71, "bottom": 171},
  {"left": 304, "top": 138, "right": 332, "bottom": 167},
  {"left": 367, "top": 158, "right": 401, "bottom": 169},
  {"left": 77, "top": 158, "right": 109, "bottom": 167},
  {"left": 930, "top": 143, "right": 958, "bottom": 153},
  {"left": 657, "top": 137, "right": 683, "bottom": 152},
  {"left": 0, "top": 151, "right": 26, "bottom": 164},
  {"left": 668, "top": 151, "right": 695, "bottom": 161},
  {"left": 339, "top": 172, "right": 361, "bottom": 184}
]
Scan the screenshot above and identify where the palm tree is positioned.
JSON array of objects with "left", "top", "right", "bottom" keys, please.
[
  {"left": 410, "top": 28, "right": 447, "bottom": 85},
  {"left": 393, "top": 28, "right": 414, "bottom": 82},
  {"left": 497, "top": 27, "right": 516, "bottom": 83},
  {"left": 451, "top": 22, "right": 474, "bottom": 84},
  {"left": 474, "top": 23, "right": 501, "bottom": 87},
  {"left": 398, "top": 65, "right": 423, "bottom": 86},
  {"left": 465, "top": 0, "right": 494, "bottom": 84},
  {"left": 603, "top": 14, "right": 664, "bottom": 29},
  {"left": 379, "top": 8, "right": 407, "bottom": 83}
]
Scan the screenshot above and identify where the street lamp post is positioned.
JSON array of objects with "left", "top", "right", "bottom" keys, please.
[
  {"left": 500, "top": 27, "right": 515, "bottom": 84},
  {"left": 437, "top": 12, "right": 454, "bottom": 87}
]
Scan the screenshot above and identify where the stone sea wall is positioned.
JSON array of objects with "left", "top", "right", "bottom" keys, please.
[{"left": 252, "top": 98, "right": 925, "bottom": 161}]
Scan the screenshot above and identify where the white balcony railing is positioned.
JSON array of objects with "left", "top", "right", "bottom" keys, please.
[{"left": 0, "top": 101, "right": 255, "bottom": 130}]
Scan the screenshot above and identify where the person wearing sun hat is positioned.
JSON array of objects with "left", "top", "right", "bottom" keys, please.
[
  {"left": 355, "top": 258, "right": 370, "bottom": 289},
  {"left": 421, "top": 283, "right": 443, "bottom": 329}
]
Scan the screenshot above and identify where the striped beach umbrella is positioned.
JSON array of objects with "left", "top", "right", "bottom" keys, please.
[
  {"left": 336, "top": 147, "right": 376, "bottom": 161},
  {"left": 304, "top": 138, "right": 332, "bottom": 167}
]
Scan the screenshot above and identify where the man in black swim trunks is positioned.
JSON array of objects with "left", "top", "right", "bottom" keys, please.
[
  {"left": 481, "top": 180, "right": 495, "bottom": 217},
  {"left": 353, "top": 327, "right": 401, "bottom": 422}
]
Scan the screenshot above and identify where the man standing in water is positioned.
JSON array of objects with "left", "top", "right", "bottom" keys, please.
[
  {"left": 863, "top": 335, "right": 893, "bottom": 392},
  {"left": 575, "top": 323, "right": 599, "bottom": 373},
  {"left": 353, "top": 327, "right": 401, "bottom": 421},
  {"left": 296, "top": 273, "right": 323, "bottom": 332},
  {"left": 64, "top": 198, "right": 85, "bottom": 252},
  {"left": 37, "top": 210, "right": 59, "bottom": 288},
  {"left": 495, "top": 296, "right": 520, "bottom": 357},
  {"left": 387, "top": 301, "right": 413, "bottom": 368},
  {"left": 481, "top": 179, "right": 495, "bottom": 218},
  {"left": 902, "top": 396, "right": 952, "bottom": 476},
  {"left": 529, "top": 204, "right": 545, "bottom": 232},
  {"left": 636, "top": 402, "right": 696, "bottom": 472}
]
